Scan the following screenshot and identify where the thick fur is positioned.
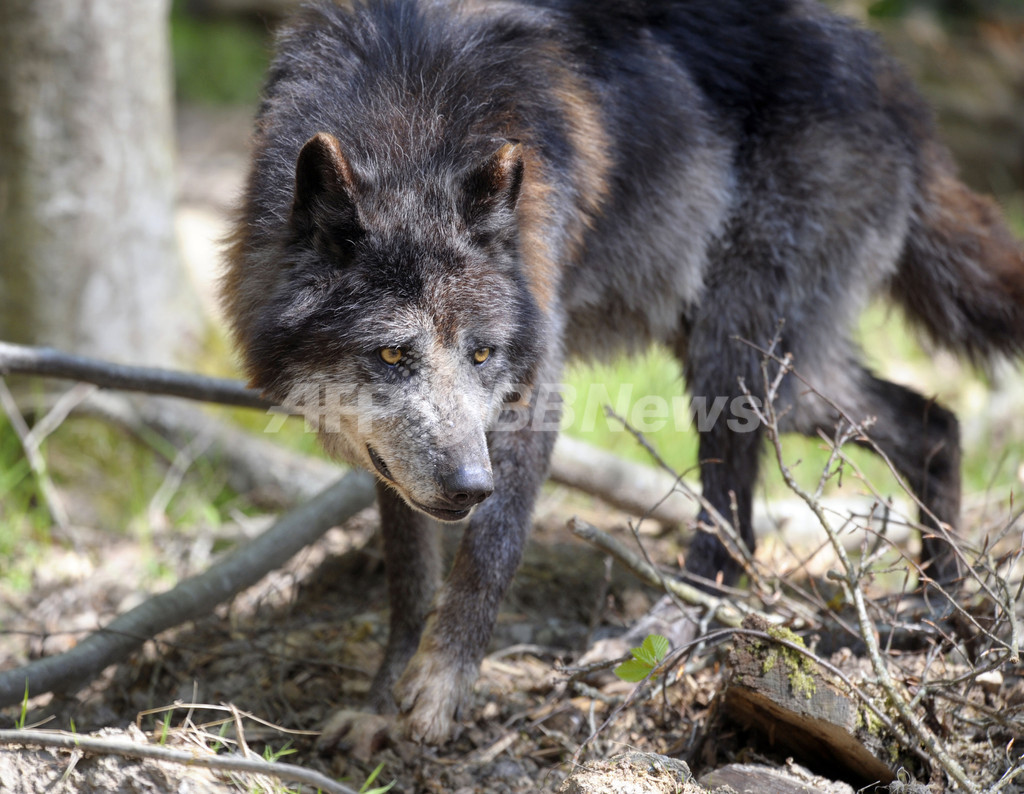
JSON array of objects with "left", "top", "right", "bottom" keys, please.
[{"left": 223, "top": 0, "right": 1024, "bottom": 744}]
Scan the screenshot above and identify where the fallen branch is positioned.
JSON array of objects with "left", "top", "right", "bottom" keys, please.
[
  {"left": 551, "top": 435, "right": 694, "bottom": 526},
  {"left": 0, "top": 470, "right": 376, "bottom": 708},
  {"left": 0, "top": 728, "right": 359, "bottom": 794},
  {"left": 0, "top": 341, "right": 269, "bottom": 409},
  {"left": 569, "top": 517, "right": 748, "bottom": 628}
]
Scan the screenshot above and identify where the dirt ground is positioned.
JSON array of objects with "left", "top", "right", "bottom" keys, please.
[
  {"left": 0, "top": 490, "right": 704, "bottom": 793},
  {"left": 1, "top": 479, "right": 1023, "bottom": 793}
]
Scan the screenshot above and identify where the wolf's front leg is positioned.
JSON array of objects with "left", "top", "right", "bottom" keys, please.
[
  {"left": 395, "top": 417, "right": 558, "bottom": 744},
  {"left": 368, "top": 481, "right": 443, "bottom": 712},
  {"left": 319, "top": 482, "right": 443, "bottom": 756}
]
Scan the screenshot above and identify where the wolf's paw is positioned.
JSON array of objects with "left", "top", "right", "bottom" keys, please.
[
  {"left": 394, "top": 647, "right": 476, "bottom": 745},
  {"left": 317, "top": 709, "right": 395, "bottom": 761}
]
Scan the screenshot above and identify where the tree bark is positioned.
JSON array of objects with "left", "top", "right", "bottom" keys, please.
[{"left": 0, "top": 0, "right": 198, "bottom": 366}]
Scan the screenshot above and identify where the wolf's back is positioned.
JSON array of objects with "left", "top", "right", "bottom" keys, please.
[{"left": 892, "top": 143, "right": 1024, "bottom": 362}]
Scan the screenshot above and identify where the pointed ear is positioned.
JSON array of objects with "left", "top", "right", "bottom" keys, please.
[
  {"left": 463, "top": 142, "right": 524, "bottom": 227},
  {"left": 290, "top": 132, "right": 360, "bottom": 243}
]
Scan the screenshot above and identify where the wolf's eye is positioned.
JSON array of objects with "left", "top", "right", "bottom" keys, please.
[
  {"left": 379, "top": 347, "right": 404, "bottom": 365},
  {"left": 472, "top": 347, "right": 492, "bottom": 365}
]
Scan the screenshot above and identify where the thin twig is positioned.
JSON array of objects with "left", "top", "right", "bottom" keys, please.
[
  {"left": 601, "top": 405, "right": 759, "bottom": 582},
  {"left": 0, "top": 377, "right": 69, "bottom": 529},
  {"left": 749, "top": 353, "right": 982, "bottom": 793},
  {"left": 0, "top": 729, "right": 359, "bottom": 794},
  {"left": 569, "top": 517, "right": 749, "bottom": 628}
]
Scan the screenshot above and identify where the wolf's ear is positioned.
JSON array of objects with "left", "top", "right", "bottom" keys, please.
[
  {"left": 463, "top": 142, "right": 524, "bottom": 228},
  {"left": 290, "top": 132, "right": 361, "bottom": 246}
]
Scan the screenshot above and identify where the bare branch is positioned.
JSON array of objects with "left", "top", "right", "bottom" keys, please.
[
  {"left": 749, "top": 352, "right": 983, "bottom": 793},
  {"left": 0, "top": 341, "right": 271, "bottom": 409},
  {"left": 569, "top": 517, "right": 748, "bottom": 628},
  {"left": 0, "top": 728, "right": 360, "bottom": 794}
]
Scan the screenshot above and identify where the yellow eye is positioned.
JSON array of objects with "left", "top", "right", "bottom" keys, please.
[
  {"left": 473, "top": 347, "right": 492, "bottom": 365},
  {"left": 380, "top": 347, "right": 403, "bottom": 365}
]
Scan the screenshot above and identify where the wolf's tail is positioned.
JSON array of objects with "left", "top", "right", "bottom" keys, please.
[{"left": 891, "top": 144, "right": 1024, "bottom": 363}]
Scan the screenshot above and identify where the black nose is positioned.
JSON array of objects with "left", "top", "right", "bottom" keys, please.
[{"left": 439, "top": 465, "right": 493, "bottom": 508}]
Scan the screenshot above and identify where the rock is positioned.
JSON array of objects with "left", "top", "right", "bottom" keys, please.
[
  {"left": 701, "top": 762, "right": 856, "bottom": 794},
  {"left": 557, "top": 751, "right": 708, "bottom": 794}
]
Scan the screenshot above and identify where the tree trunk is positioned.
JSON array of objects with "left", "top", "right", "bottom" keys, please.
[{"left": 0, "top": 0, "right": 199, "bottom": 367}]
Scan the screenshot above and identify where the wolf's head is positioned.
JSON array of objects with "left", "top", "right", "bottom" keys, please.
[{"left": 235, "top": 132, "right": 543, "bottom": 521}]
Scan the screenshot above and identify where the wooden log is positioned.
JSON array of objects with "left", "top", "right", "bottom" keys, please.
[{"left": 720, "top": 617, "right": 911, "bottom": 788}]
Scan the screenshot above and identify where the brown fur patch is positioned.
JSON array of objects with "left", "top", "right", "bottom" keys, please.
[
  {"left": 515, "top": 153, "right": 559, "bottom": 315},
  {"left": 896, "top": 138, "right": 1024, "bottom": 359},
  {"left": 515, "top": 52, "right": 612, "bottom": 316},
  {"left": 927, "top": 162, "right": 1024, "bottom": 305},
  {"left": 442, "top": 3, "right": 611, "bottom": 318},
  {"left": 554, "top": 70, "right": 614, "bottom": 237}
]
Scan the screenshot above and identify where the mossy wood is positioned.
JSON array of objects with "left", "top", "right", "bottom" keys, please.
[{"left": 721, "top": 619, "right": 914, "bottom": 787}]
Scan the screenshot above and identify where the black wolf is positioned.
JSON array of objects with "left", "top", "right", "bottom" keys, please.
[{"left": 222, "top": 0, "right": 1024, "bottom": 743}]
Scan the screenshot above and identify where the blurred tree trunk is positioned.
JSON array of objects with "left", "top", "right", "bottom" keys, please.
[{"left": 0, "top": 0, "right": 199, "bottom": 367}]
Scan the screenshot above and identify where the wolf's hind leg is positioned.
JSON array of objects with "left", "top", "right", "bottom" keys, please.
[
  {"left": 851, "top": 373, "right": 963, "bottom": 584},
  {"left": 784, "top": 365, "right": 964, "bottom": 585},
  {"left": 679, "top": 331, "right": 766, "bottom": 588}
]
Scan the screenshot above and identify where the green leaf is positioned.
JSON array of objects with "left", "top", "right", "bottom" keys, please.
[
  {"left": 360, "top": 763, "right": 396, "bottom": 794},
  {"left": 614, "top": 658, "right": 653, "bottom": 683},
  {"left": 614, "top": 635, "right": 670, "bottom": 683},
  {"left": 644, "top": 634, "right": 669, "bottom": 662},
  {"left": 632, "top": 634, "right": 670, "bottom": 668}
]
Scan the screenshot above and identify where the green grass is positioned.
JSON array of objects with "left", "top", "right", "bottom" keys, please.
[
  {"left": 0, "top": 413, "right": 51, "bottom": 591},
  {"left": 562, "top": 286, "right": 1024, "bottom": 509},
  {"left": 0, "top": 407, "right": 256, "bottom": 594}
]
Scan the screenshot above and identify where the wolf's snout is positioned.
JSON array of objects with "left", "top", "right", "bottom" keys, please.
[{"left": 439, "top": 464, "right": 493, "bottom": 508}]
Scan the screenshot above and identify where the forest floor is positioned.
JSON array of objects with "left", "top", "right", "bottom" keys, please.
[{"left": 0, "top": 481, "right": 1022, "bottom": 793}]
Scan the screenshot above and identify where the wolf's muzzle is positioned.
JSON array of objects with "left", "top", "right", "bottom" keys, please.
[{"left": 438, "top": 464, "right": 493, "bottom": 510}]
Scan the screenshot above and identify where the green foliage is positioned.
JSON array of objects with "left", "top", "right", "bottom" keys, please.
[
  {"left": 867, "top": 0, "right": 913, "bottom": 18},
  {"left": 0, "top": 409, "right": 256, "bottom": 593},
  {"left": 170, "top": 1, "right": 271, "bottom": 105},
  {"left": 262, "top": 741, "right": 297, "bottom": 763},
  {"left": 16, "top": 681, "right": 29, "bottom": 730},
  {"left": 561, "top": 347, "right": 697, "bottom": 474},
  {"left": 359, "top": 762, "right": 396, "bottom": 794},
  {"left": 614, "top": 634, "right": 670, "bottom": 683},
  {"left": 0, "top": 412, "right": 50, "bottom": 591},
  {"left": 866, "top": 0, "right": 1023, "bottom": 21}
]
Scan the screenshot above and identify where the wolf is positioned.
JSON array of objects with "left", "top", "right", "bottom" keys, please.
[{"left": 221, "top": 0, "right": 1024, "bottom": 744}]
